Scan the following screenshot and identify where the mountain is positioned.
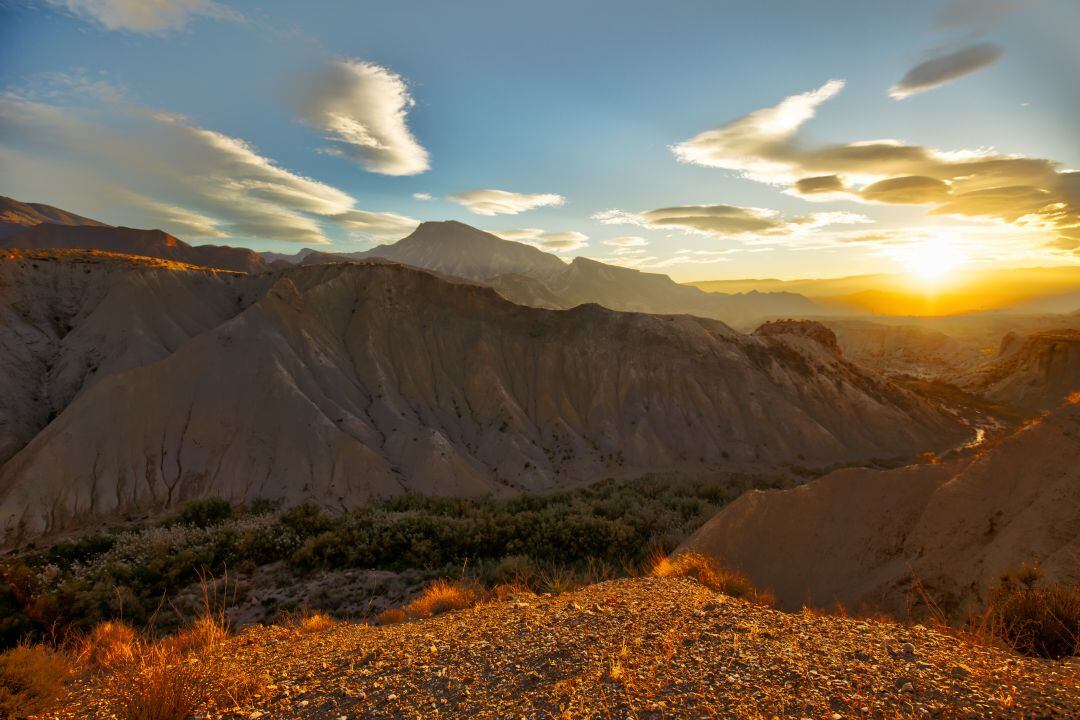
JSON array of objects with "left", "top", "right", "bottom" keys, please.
[
  {"left": 307, "top": 221, "right": 819, "bottom": 328},
  {"left": 2, "top": 223, "right": 270, "bottom": 273},
  {"left": 342, "top": 220, "right": 569, "bottom": 280},
  {"left": 681, "top": 400, "right": 1080, "bottom": 618},
  {"left": 0, "top": 252, "right": 966, "bottom": 541},
  {"left": 0, "top": 195, "right": 107, "bottom": 239}
]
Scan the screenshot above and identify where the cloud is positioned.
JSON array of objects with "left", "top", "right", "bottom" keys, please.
[
  {"left": 0, "top": 89, "right": 417, "bottom": 245},
  {"left": 593, "top": 205, "right": 869, "bottom": 239},
  {"left": 670, "top": 81, "right": 1080, "bottom": 250},
  {"left": 336, "top": 209, "right": 419, "bottom": 242},
  {"left": 889, "top": 43, "right": 1005, "bottom": 99},
  {"left": 449, "top": 189, "right": 565, "bottom": 216},
  {"left": 860, "top": 176, "right": 952, "bottom": 204},
  {"left": 602, "top": 235, "right": 649, "bottom": 248},
  {"left": 671, "top": 80, "right": 845, "bottom": 182},
  {"left": 412, "top": 192, "right": 432, "bottom": 201},
  {"left": 47, "top": 0, "right": 240, "bottom": 33},
  {"left": 296, "top": 59, "right": 429, "bottom": 176},
  {"left": 494, "top": 228, "right": 588, "bottom": 253}
]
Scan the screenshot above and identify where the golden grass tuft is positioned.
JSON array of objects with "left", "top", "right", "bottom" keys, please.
[
  {"left": 280, "top": 607, "right": 337, "bottom": 634},
  {"left": 76, "top": 620, "right": 139, "bottom": 672},
  {"left": 376, "top": 608, "right": 407, "bottom": 625},
  {"left": 651, "top": 552, "right": 775, "bottom": 606},
  {"left": 0, "top": 643, "right": 71, "bottom": 719},
  {"left": 402, "top": 579, "right": 487, "bottom": 619}
]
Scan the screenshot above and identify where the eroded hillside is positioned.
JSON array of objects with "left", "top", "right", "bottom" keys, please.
[{"left": 0, "top": 254, "right": 967, "bottom": 540}]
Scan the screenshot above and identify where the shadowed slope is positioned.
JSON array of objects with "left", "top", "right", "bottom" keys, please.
[{"left": 682, "top": 402, "right": 1080, "bottom": 617}]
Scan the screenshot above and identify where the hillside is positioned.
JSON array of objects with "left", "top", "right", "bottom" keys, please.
[
  {"left": 48, "top": 577, "right": 1080, "bottom": 719},
  {"left": 2, "top": 222, "right": 271, "bottom": 273},
  {"left": 0, "top": 195, "right": 107, "bottom": 239},
  {"left": 956, "top": 330, "right": 1080, "bottom": 411},
  {"left": 0, "top": 254, "right": 967, "bottom": 541},
  {"left": 681, "top": 401, "right": 1080, "bottom": 618}
]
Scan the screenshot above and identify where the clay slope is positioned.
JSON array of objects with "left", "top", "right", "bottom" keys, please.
[
  {"left": 0, "top": 258, "right": 965, "bottom": 540},
  {"left": 958, "top": 330, "right": 1080, "bottom": 411},
  {"left": 3, "top": 223, "right": 271, "bottom": 273},
  {"left": 0, "top": 249, "right": 260, "bottom": 465},
  {"left": 682, "top": 401, "right": 1080, "bottom": 617},
  {"left": 0, "top": 195, "right": 107, "bottom": 239}
]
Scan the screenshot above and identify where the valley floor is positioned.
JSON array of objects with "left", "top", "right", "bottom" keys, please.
[{"left": 52, "top": 577, "right": 1079, "bottom": 719}]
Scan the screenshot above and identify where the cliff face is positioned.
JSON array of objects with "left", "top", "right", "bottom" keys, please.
[
  {"left": 0, "top": 254, "right": 967, "bottom": 540},
  {"left": 681, "top": 402, "right": 1080, "bottom": 617},
  {"left": 958, "top": 330, "right": 1080, "bottom": 411}
]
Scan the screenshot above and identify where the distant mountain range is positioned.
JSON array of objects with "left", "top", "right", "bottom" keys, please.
[{"left": 0, "top": 196, "right": 819, "bottom": 328}]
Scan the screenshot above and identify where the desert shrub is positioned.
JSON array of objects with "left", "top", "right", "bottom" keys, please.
[
  {"left": 0, "top": 644, "right": 71, "bottom": 719},
  {"left": 3, "top": 473, "right": 773, "bottom": 647},
  {"left": 402, "top": 579, "right": 487, "bottom": 618},
  {"left": 988, "top": 566, "right": 1080, "bottom": 659},
  {"left": 652, "top": 552, "right": 775, "bottom": 606},
  {"left": 109, "top": 643, "right": 210, "bottom": 720},
  {"left": 169, "top": 498, "right": 234, "bottom": 529}
]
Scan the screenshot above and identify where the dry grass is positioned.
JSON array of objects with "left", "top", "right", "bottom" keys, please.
[
  {"left": 402, "top": 579, "right": 487, "bottom": 619},
  {"left": 986, "top": 567, "right": 1080, "bottom": 659},
  {"left": 375, "top": 608, "right": 407, "bottom": 625},
  {"left": 280, "top": 607, "right": 337, "bottom": 634},
  {"left": 651, "top": 552, "right": 775, "bottom": 606},
  {"left": 75, "top": 620, "right": 138, "bottom": 672},
  {"left": 0, "top": 643, "right": 71, "bottom": 719}
]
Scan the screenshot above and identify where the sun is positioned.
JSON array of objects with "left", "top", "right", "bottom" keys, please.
[{"left": 900, "top": 239, "right": 966, "bottom": 284}]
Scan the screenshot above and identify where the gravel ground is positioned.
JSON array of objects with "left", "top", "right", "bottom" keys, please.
[{"left": 52, "top": 577, "right": 1079, "bottom": 719}]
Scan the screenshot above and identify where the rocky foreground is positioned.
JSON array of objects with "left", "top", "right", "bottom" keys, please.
[{"left": 53, "top": 577, "right": 1079, "bottom": 719}]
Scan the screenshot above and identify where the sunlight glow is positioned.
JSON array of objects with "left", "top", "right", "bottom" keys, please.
[{"left": 899, "top": 239, "right": 966, "bottom": 285}]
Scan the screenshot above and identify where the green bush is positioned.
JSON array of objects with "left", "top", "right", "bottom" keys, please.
[
  {"left": 2, "top": 473, "right": 775, "bottom": 648},
  {"left": 169, "top": 498, "right": 233, "bottom": 528}
]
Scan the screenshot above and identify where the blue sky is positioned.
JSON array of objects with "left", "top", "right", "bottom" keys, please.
[{"left": 1, "top": 0, "right": 1077, "bottom": 280}]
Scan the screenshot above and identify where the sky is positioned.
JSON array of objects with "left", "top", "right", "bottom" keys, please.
[{"left": 1, "top": 0, "right": 1078, "bottom": 281}]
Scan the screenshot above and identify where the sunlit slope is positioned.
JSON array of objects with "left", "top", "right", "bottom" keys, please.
[{"left": 689, "top": 266, "right": 1080, "bottom": 316}]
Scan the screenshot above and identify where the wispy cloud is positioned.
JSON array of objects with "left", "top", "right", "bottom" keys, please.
[
  {"left": 412, "top": 192, "right": 432, "bottom": 201},
  {"left": 670, "top": 80, "right": 1080, "bottom": 251},
  {"left": 449, "top": 189, "right": 565, "bottom": 216},
  {"left": 295, "top": 59, "right": 429, "bottom": 176},
  {"left": 493, "top": 228, "right": 588, "bottom": 252},
  {"left": 46, "top": 0, "right": 241, "bottom": 33},
  {"left": 0, "top": 86, "right": 416, "bottom": 244},
  {"left": 889, "top": 43, "right": 1004, "bottom": 99},
  {"left": 593, "top": 205, "right": 869, "bottom": 239}
]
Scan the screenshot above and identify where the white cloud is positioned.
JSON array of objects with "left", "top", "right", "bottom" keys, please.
[
  {"left": 296, "top": 59, "right": 429, "bottom": 176},
  {"left": 890, "top": 44, "right": 1004, "bottom": 99},
  {"left": 0, "top": 89, "right": 417, "bottom": 245},
  {"left": 449, "top": 189, "right": 565, "bottom": 216},
  {"left": 669, "top": 80, "right": 1080, "bottom": 251},
  {"left": 602, "top": 235, "right": 649, "bottom": 248},
  {"left": 412, "top": 192, "right": 432, "bottom": 201},
  {"left": 47, "top": 0, "right": 240, "bottom": 33},
  {"left": 494, "top": 228, "right": 588, "bottom": 253}
]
